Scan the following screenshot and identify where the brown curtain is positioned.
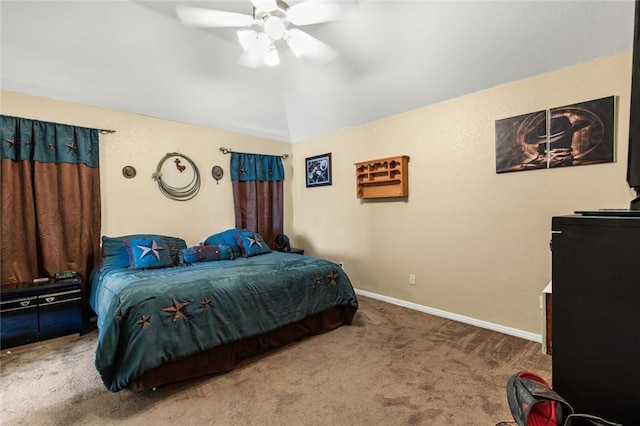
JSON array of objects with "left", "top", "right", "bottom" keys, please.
[
  {"left": 1, "top": 115, "right": 101, "bottom": 320},
  {"left": 232, "top": 180, "right": 283, "bottom": 248},
  {"left": 230, "top": 152, "right": 284, "bottom": 248}
]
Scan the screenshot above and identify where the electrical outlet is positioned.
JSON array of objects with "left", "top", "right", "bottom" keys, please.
[
  {"left": 409, "top": 274, "right": 416, "bottom": 286},
  {"left": 339, "top": 261, "right": 344, "bottom": 270}
]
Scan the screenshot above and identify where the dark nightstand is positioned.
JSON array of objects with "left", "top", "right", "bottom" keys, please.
[{"left": 0, "top": 280, "right": 82, "bottom": 349}]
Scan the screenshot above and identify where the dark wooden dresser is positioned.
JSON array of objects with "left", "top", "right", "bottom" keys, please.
[
  {"left": 551, "top": 214, "right": 640, "bottom": 425},
  {"left": 0, "top": 280, "right": 82, "bottom": 349}
]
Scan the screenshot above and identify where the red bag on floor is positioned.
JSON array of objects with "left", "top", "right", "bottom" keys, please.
[{"left": 505, "top": 371, "right": 573, "bottom": 426}]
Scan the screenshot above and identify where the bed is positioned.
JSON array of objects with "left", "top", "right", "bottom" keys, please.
[{"left": 89, "top": 230, "right": 358, "bottom": 392}]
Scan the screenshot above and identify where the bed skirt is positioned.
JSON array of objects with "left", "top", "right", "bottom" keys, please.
[{"left": 126, "top": 304, "right": 357, "bottom": 391}]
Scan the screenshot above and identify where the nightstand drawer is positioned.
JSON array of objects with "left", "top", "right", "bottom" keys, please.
[
  {"left": 0, "top": 295, "right": 39, "bottom": 348},
  {"left": 38, "top": 289, "right": 82, "bottom": 341}
]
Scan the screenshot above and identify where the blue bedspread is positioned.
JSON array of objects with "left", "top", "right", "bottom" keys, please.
[{"left": 89, "top": 252, "right": 358, "bottom": 392}]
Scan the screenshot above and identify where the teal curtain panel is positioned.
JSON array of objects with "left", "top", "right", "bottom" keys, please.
[
  {"left": 1, "top": 115, "right": 99, "bottom": 167},
  {"left": 230, "top": 151, "right": 284, "bottom": 182}
]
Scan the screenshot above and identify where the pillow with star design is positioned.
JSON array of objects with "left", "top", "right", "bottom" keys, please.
[
  {"left": 124, "top": 238, "right": 174, "bottom": 269},
  {"left": 234, "top": 230, "right": 272, "bottom": 257},
  {"left": 101, "top": 234, "right": 187, "bottom": 268}
]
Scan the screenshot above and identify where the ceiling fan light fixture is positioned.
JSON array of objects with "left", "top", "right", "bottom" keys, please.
[
  {"left": 263, "top": 45, "right": 280, "bottom": 66},
  {"left": 263, "top": 15, "right": 286, "bottom": 40}
]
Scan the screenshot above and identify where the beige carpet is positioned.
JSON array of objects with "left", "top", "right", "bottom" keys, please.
[{"left": 0, "top": 296, "right": 550, "bottom": 425}]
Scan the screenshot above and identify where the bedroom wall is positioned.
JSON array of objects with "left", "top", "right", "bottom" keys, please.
[
  {"left": 0, "top": 90, "right": 293, "bottom": 246},
  {"left": 1, "top": 51, "right": 632, "bottom": 337},
  {"left": 290, "top": 51, "right": 634, "bottom": 336}
]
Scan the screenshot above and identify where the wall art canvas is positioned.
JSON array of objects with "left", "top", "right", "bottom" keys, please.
[
  {"left": 495, "top": 110, "right": 547, "bottom": 173},
  {"left": 495, "top": 96, "right": 615, "bottom": 173},
  {"left": 306, "top": 153, "right": 332, "bottom": 187}
]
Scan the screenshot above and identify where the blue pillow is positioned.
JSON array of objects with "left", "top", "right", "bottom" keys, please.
[
  {"left": 178, "top": 244, "right": 234, "bottom": 265},
  {"left": 101, "top": 234, "right": 187, "bottom": 268},
  {"left": 234, "top": 231, "right": 272, "bottom": 257},
  {"left": 203, "top": 228, "right": 248, "bottom": 258},
  {"left": 125, "top": 238, "right": 174, "bottom": 269}
]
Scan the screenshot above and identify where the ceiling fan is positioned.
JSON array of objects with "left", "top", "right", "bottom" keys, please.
[{"left": 176, "top": 0, "right": 348, "bottom": 68}]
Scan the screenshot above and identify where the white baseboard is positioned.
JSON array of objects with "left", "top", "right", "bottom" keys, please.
[{"left": 354, "top": 288, "right": 542, "bottom": 343}]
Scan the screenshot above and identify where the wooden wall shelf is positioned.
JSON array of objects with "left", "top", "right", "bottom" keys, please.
[{"left": 355, "top": 155, "right": 409, "bottom": 199}]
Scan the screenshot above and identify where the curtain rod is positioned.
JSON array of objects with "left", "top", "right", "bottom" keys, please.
[
  {"left": 219, "top": 147, "right": 288, "bottom": 159},
  {"left": 98, "top": 129, "right": 116, "bottom": 134}
]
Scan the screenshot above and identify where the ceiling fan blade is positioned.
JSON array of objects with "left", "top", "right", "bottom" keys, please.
[
  {"left": 237, "top": 30, "right": 260, "bottom": 51},
  {"left": 175, "top": 5, "right": 253, "bottom": 28},
  {"left": 251, "top": 0, "right": 278, "bottom": 12},
  {"left": 286, "top": 28, "right": 337, "bottom": 64},
  {"left": 287, "top": 1, "right": 347, "bottom": 26}
]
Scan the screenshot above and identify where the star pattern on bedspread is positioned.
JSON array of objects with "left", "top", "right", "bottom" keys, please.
[
  {"left": 136, "top": 314, "right": 151, "bottom": 328},
  {"left": 115, "top": 308, "right": 130, "bottom": 322},
  {"left": 162, "top": 298, "right": 190, "bottom": 322},
  {"left": 315, "top": 275, "right": 323, "bottom": 285},
  {"left": 327, "top": 270, "right": 339, "bottom": 286},
  {"left": 201, "top": 298, "right": 212, "bottom": 309}
]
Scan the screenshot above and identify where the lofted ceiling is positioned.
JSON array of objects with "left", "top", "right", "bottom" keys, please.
[{"left": 0, "top": 1, "right": 635, "bottom": 143}]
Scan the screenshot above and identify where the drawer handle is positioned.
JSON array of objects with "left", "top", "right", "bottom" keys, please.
[
  {"left": 20, "top": 301, "right": 31, "bottom": 307},
  {"left": 45, "top": 297, "right": 55, "bottom": 303}
]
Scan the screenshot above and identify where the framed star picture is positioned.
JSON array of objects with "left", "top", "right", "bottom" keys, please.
[{"left": 306, "top": 153, "right": 332, "bottom": 187}]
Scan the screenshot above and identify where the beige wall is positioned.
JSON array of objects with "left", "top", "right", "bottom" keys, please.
[
  {"left": 1, "top": 51, "right": 634, "bottom": 336},
  {"left": 291, "top": 51, "right": 635, "bottom": 335},
  {"left": 0, "top": 90, "right": 293, "bottom": 246}
]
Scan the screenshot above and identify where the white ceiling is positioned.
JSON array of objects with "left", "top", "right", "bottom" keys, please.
[{"left": 1, "top": 1, "right": 635, "bottom": 143}]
